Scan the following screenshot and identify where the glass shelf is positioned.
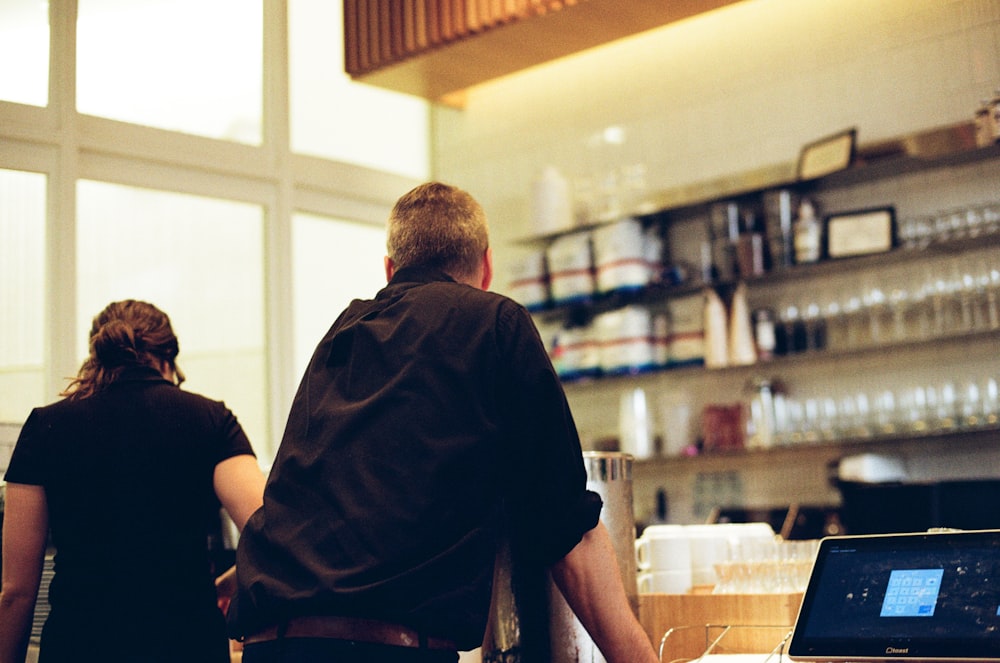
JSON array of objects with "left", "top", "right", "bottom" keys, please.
[
  {"left": 632, "top": 422, "right": 1000, "bottom": 467},
  {"left": 558, "top": 326, "right": 1000, "bottom": 386},
  {"left": 534, "top": 230, "right": 1000, "bottom": 326},
  {"left": 514, "top": 126, "right": 1000, "bottom": 246}
]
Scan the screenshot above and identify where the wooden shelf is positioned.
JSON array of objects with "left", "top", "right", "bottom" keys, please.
[
  {"left": 556, "top": 325, "right": 1000, "bottom": 388},
  {"left": 347, "top": 0, "right": 743, "bottom": 105}
]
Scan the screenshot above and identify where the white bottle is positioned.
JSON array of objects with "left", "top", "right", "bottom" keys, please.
[
  {"left": 703, "top": 287, "right": 729, "bottom": 369},
  {"left": 728, "top": 282, "right": 757, "bottom": 366},
  {"left": 793, "top": 198, "right": 822, "bottom": 264},
  {"left": 530, "top": 166, "right": 574, "bottom": 235}
]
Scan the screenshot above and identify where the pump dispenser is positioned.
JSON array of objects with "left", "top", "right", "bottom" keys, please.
[{"left": 793, "top": 198, "right": 822, "bottom": 264}]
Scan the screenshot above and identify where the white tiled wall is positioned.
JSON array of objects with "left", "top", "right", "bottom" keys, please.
[
  {"left": 430, "top": 0, "right": 1000, "bottom": 523},
  {"left": 432, "top": 0, "right": 999, "bottom": 268}
]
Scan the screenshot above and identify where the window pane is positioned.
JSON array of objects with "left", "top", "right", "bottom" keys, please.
[
  {"left": 0, "top": 169, "right": 47, "bottom": 421},
  {"left": 288, "top": 0, "right": 430, "bottom": 179},
  {"left": 77, "top": 0, "right": 262, "bottom": 144},
  {"left": 76, "top": 181, "right": 269, "bottom": 454},
  {"left": 0, "top": 0, "right": 49, "bottom": 106},
  {"left": 292, "top": 213, "right": 387, "bottom": 379}
]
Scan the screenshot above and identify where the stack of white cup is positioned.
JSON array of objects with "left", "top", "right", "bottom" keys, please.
[
  {"left": 634, "top": 525, "right": 693, "bottom": 594},
  {"left": 634, "top": 522, "right": 777, "bottom": 594}
]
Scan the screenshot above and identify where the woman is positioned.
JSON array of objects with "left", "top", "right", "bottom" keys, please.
[{"left": 0, "top": 300, "right": 265, "bottom": 663}]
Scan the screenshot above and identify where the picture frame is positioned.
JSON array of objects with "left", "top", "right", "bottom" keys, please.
[
  {"left": 824, "top": 206, "right": 896, "bottom": 259},
  {"left": 797, "top": 127, "right": 857, "bottom": 181}
]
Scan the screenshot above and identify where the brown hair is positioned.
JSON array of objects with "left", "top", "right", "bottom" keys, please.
[
  {"left": 386, "top": 182, "right": 489, "bottom": 280},
  {"left": 62, "top": 300, "right": 184, "bottom": 400}
]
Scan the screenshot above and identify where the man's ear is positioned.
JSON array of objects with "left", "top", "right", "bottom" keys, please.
[
  {"left": 384, "top": 256, "right": 395, "bottom": 283},
  {"left": 480, "top": 248, "right": 493, "bottom": 290}
]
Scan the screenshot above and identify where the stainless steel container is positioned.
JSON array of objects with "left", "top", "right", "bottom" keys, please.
[
  {"left": 549, "top": 452, "right": 638, "bottom": 663},
  {"left": 482, "top": 451, "right": 637, "bottom": 663},
  {"left": 481, "top": 527, "right": 550, "bottom": 663}
]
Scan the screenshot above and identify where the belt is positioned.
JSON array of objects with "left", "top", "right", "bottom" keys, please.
[{"left": 243, "top": 615, "right": 458, "bottom": 650}]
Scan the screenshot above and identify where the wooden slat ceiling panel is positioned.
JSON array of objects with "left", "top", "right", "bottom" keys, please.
[{"left": 344, "top": 0, "right": 745, "bottom": 105}]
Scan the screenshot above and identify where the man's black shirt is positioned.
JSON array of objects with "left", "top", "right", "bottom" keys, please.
[{"left": 228, "top": 267, "right": 601, "bottom": 649}]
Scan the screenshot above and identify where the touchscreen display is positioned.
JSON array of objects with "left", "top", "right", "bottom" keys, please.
[{"left": 789, "top": 530, "right": 1000, "bottom": 661}]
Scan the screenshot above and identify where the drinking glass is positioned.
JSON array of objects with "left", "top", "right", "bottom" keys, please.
[
  {"left": 963, "top": 205, "right": 986, "bottom": 238},
  {"left": 801, "top": 397, "right": 822, "bottom": 444},
  {"left": 801, "top": 299, "right": 825, "bottom": 351},
  {"left": 819, "top": 396, "right": 839, "bottom": 441},
  {"left": 897, "top": 215, "right": 930, "bottom": 249},
  {"left": 863, "top": 282, "right": 888, "bottom": 345},
  {"left": 926, "top": 382, "right": 958, "bottom": 432},
  {"left": 899, "top": 385, "right": 930, "bottom": 433},
  {"left": 959, "top": 380, "right": 982, "bottom": 428},
  {"left": 886, "top": 273, "right": 911, "bottom": 343},
  {"left": 983, "top": 377, "right": 1000, "bottom": 426},
  {"left": 874, "top": 389, "right": 898, "bottom": 436},
  {"left": 904, "top": 269, "right": 934, "bottom": 341},
  {"left": 929, "top": 260, "right": 965, "bottom": 336},
  {"left": 783, "top": 398, "right": 805, "bottom": 445},
  {"left": 822, "top": 292, "right": 847, "bottom": 351},
  {"left": 981, "top": 202, "right": 1000, "bottom": 235},
  {"left": 841, "top": 289, "right": 865, "bottom": 349}
]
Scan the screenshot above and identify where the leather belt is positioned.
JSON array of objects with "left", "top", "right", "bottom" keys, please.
[{"left": 243, "top": 615, "right": 458, "bottom": 650}]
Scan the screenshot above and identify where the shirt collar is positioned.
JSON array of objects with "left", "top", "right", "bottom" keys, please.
[
  {"left": 113, "top": 365, "right": 172, "bottom": 385},
  {"left": 388, "top": 265, "right": 457, "bottom": 286}
]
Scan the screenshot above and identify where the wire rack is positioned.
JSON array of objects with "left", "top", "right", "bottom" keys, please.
[{"left": 658, "top": 624, "right": 795, "bottom": 663}]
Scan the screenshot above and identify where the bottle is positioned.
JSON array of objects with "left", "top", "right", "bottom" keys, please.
[
  {"left": 736, "top": 210, "right": 768, "bottom": 277},
  {"left": 530, "top": 166, "right": 574, "bottom": 234},
  {"left": 765, "top": 189, "right": 795, "bottom": 270},
  {"left": 727, "top": 282, "right": 757, "bottom": 366},
  {"left": 753, "top": 308, "right": 776, "bottom": 361},
  {"left": 793, "top": 198, "right": 822, "bottom": 264},
  {"left": 747, "top": 378, "right": 776, "bottom": 449},
  {"left": 708, "top": 202, "right": 740, "bottom": 283},
  {"left": 777, "top": 302, "right": 805, "bottom": 354},
  {"left": 703, "top": 287, "right": 729, "bottom": 369}
]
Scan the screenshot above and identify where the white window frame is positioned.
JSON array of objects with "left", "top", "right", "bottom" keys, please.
[{"left": 0, "top": 0, "right": 422, "bottom": 458}]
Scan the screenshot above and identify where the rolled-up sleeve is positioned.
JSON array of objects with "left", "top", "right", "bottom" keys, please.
[{"left": 494, "top": 302, "right": 604, "bottom": 567}]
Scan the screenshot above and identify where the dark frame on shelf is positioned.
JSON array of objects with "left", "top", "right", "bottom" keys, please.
[
  {"left": 824, "top": 206, "right": 896, "bottom": 259},
  {"left": 797, "top": 127, "right": 857, "bottom": 181}
]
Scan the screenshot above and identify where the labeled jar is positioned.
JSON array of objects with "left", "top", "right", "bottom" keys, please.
[
  {"left": 793, "top": 199, "right": 822, "bottom": 264},
  {"left": 753, "top": 308, "right": 776, "bottom": 361},
  {"left": 736, "top": 211, "right": 768, "bottom": 277}
]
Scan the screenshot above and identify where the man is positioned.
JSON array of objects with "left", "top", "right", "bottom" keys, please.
[{"left": 227, "top": 182, "right": 658, "bottom": 663}]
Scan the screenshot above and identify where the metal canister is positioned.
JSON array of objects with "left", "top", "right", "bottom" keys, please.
[
  {"left": 548, "top": 451, "right": 637, "bottom": 663},
  {"left": 481, "top": 525, "right": 550, "bottom": 663},
  {"left": 482, "top": 452, "right": 638, "bottom": 663}
]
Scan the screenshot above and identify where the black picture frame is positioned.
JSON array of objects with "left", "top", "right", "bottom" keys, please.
[
  {"left": 797, "top": 128, "right": 857, "bottom": 181},
  {"left": 824, "top": 206, "right": 896, "bottom": 259}
]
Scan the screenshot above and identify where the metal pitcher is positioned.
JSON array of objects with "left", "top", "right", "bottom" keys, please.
[
  {"left": 482, "top": 451, "right": 637, "bottom": 663},
  {"left": 549, "top": 452, "right": 638, "bottom": 663}
]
